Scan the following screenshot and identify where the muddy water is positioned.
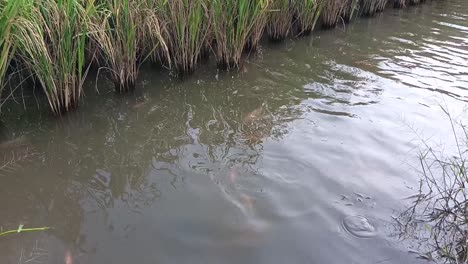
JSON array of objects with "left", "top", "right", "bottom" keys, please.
[{"left": 1, "top": 1, "right": 467, "bottom": 263}]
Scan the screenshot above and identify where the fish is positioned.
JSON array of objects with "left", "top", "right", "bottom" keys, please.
[
  {"left": 243, "top": 103, "right": 266, "bottom": 124},
  {"left": 131, "top": 100, "right": 147, "bottom": 110},
  {"left": 0, "top": 136, "right": 28, "bottom": 150},
  {"left": 65, "top": 250, "right": 73, "bottom": 264},
  {"left": 229, "top": 166, "right": 237, "bottom": 184},
  {"left": 241, "top": 193, "right": 255, "bottom": 212}
]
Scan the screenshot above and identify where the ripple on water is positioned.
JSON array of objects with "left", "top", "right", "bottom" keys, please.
[{"left": 342, "top": 215, "right": 377, "bottom": 238}]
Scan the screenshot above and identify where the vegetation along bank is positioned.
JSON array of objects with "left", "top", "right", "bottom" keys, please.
[{"left": 0, "top": 0, "right": 433, "bottom": 115}]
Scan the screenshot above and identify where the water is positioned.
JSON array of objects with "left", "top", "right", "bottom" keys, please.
[{"left": 1, "top": 1, "right": 467, "bottom": 263}]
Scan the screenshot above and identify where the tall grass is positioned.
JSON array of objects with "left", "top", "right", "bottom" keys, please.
[
  {"left": 321, "top": 0, "right": 348, "bottom": 28},
  {"left": 294, "top": 0, "right": 326, "bottom": 35},
  {"left": 267, "top": 0, "right": 293, "bottom": 41},
  {"left": 0, "top": 0, "right": 24, "bottom": 97},
  {"left": 394, "top": 0, "right": 407, "bottom": 8},
  {"left": 398, "top": 109, "right": 468, "bottom": 263},
  {"left": 360, "top": 0, "right": 388, "bottom": 16},
  {"left": 211, "top": 0, "right": 269, "bottom": 68},
  {"left": 246, "top": 2, "right": 269, "bottom": 51},
  {"left": 159, "top": 0, "right": 210, "bottom": 74},
  {"left": 342, "top": 0, "right": 360, "bottom": 22},
  {"left": 90, "top": 0, "right": 167, "bottom": 92},
  {"left": 14, "top": 0, "right": 94, "bottom": 114}
]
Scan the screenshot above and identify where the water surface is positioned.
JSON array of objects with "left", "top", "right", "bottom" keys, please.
[{"left": 1, "top": 1, "right": 467, "bottom": 263}]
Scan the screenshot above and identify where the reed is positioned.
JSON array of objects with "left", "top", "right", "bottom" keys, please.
[
  {"left": 321, "top": 0, "right": 348, "bottom": 28},
  {"left": 246, "top": 2, "right": 269, "bottom": 51},
  {"left": 211, "top": 0, "right": 269, "bottom": 68},
  {"left": 267, "top": 0, "right": 293, "bottom": 41},
  {"left": 159, "top": 0, "right": 210, "bottom": 74},
  {"left": 394, "top": 0, "right": 407, "bottom": 8},
  {"left": 342, "top": 0, "right": 360, "bottom": 22},
  {"left": 0, "top": 0, "right": 23, "bottom": 97},
  {"left": 294, "top": 0, "right": 326, "bottom": 35},
  {"left": 14, "top": 0, "right": 94, "bottom": 114},
  {"left": 360, "top": 0, "right": 388, "bottom": 16},
  {"left": 90, "top": 0, "right": 167, "bottom": 92}
]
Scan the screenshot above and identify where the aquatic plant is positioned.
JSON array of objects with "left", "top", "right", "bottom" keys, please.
[
  {"left": 90, "top": 0, "right": 167, "bottom": 92},
  {"left": 321, "top": 0, "right": 348, "bottom": 28},
  {"left": 211, "top": 0, "right": 269, "bottom": 68},
  {"left": 0, "top": 148, "right": 37, "bottom": 177},
  {"left": 397, "top": 109, "right": 468, "bottom": 263},
  {"left": 14, "top": 0, "right": 94, "bottom": 114},
  {"left": 294, "top": 0, "right": 326, "bottom": 35},
  {"left": 359, "top": 0, "right": 388, "bottom": 16},
  {"left": 267, "top": 0, "right": 293, "bottom": 41},
  {"left": 0, "top": 225, "right": 51, "bottom": 238},
  {"left": 159, "top": 0, "right": 210, "bottom": 74}
]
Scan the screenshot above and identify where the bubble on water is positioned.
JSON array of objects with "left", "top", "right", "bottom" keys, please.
[{"left": 342, "top": 215, "right": 377, "bottom": 238}]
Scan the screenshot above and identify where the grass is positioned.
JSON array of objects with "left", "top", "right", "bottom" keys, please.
[
  {"left": 0, "top": 225, "right": 51, "bottom": 238},
  {"left": 394, "top": 0, "right": 407, "bottom": 8},
  {"left": 159, "top": 0, "right": 210, "bottom": 74},
  {"left": 360, "top": 0, "right": 388, "bottom": 16},
  {"left": 246, "top": 2, "right": 269, "bottom": 51},
  {"left": 267, "top": 0, "right": 293, "bottom": 41},
  {"left": 0, "top": 0, "right": 24, "bottom": 106},
  {"left": 321, "top": 0, "right": 348, "bottom": 28},
  {"left": 342, "top": 0, "right": 360, "bottom": 22},
  {"left": 90, "top": 0, "right": 167, "bottom": 92},
  {"left": 211, "top": 0, "right": 269, "bottom": 68},
  {"left": 14, "top": 0, "right": 94, "bottom": 114},
  {"left": 398, "top": 108, "right": 468, "bottom": 263},
  {"left": 294, "top": 0, "right": 326, "bottom": 35},
  {"left": 393, "top": 0, "right": 425, "bottom": 8},
  {"left": 0, "top": 0, "right": 436, "bottom": 115}
]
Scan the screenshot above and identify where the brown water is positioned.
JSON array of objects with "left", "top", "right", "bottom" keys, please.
[{"left": 1, "top": 1, "right": 468, "bottom": 263}]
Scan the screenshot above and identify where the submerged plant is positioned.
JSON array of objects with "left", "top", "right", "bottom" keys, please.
[
  {"left": 267, "top": 0, "right": 293, "bottom": 41},
  {"left": 91, "top": 0, "right": 167, "bottom": 92},
  {"left": 159, "top": 0, "right": 210, "bottom": 74},
  {"left": 211, "top": 0, "right": 269, "bottom": 68},
  {"left": 294, "top": 0, "right": 326, "bottom": 35}
]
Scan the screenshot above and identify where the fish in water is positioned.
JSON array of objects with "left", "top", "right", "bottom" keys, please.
[
  {"left": 0, "top": 135, "right": 28, "bottom": 150},
  {"left": 65, "top": 250, "right": 73, "bottom": 264},
  {"left": 131, "top": 100, "right": 147, "bottom": 110},
  {"left": 243, "top": 104, "right": 265, "bottom": 124},
  {"left": 240, "top": 64, "right": 248, "bottom": 74},
  {"left": 229, "top": 166, "right": 237, "bottom": 184},
  {"left": 241, "top": 193, "right": 255, "bottom": 212}
]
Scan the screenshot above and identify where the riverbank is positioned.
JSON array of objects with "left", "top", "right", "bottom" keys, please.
[{"left": 1, "top": 0, "right": 431, "bottom": 115}]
